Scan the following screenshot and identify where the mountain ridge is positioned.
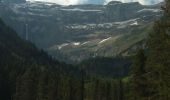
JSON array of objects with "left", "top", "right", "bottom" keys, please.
[{"left": 0, "top": 1, "right": 162, "bottom": 62}]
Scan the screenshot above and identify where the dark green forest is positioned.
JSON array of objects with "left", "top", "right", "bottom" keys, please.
[{"left": 0, "top": 0, "right": 170, "bottom": 100}]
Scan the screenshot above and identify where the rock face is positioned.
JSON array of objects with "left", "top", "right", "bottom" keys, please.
[
  {"left": 0, "top": 0, "right": 26, "bottom": 3},
  {"left": 0, "top": 1, "right": 162, "bottom": 62}
]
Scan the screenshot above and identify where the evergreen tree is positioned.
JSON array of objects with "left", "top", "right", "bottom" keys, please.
[
  {"left": 68, "top": 78, "right": 75, "bottom": 100},
  {"left": 80, "top": 69, "right": 85, "bottom": 100},
  {"left": 0, "top": 66, "right": 11, "bottom": 100},
  {"left": 93, "top": 79, "right": 99, "bottom": 100},
  {"left": 146, "top": 0, "right": 170, "bottom": 99},
  {"left": 118, "top": 80, "right": 124, "bottom": 100},
  {"left": 47, "top": 73, "right": 60, "bottom": 100},
  {"left": 37, "top": 70, "right": 49, "bottom": 100},
  {"left": 106, "top": 82, "right": 111, "bottom": 100},
  {"left": 131, "top": 49, "right": 150, "bottom": 100},
  {"left": 15, "top": 67, "right": 38, "bottom": 100},
  {"left": 14, "top": 76, "right": 22, "bottom": 100},
  {"left": 113, "top": 81, "right": 119, "bottom": 100}
]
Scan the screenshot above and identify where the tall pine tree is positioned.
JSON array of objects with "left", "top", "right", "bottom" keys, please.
[
  {"left": 131, "top": 49, "right": 151, "bottom": 100},
  {"left": 146, "top": 0, "right": 170, "bottom": 99}
]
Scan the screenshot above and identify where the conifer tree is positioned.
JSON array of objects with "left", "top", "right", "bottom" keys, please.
[
  {"left": 14, "top": 76, "right": 22, "bottom": 100},
  {"left": 16, "top": 67, "right": 38, "bottom": 100},
  {"left": 131, "top": 49, "right": 150, "bottom": 100},
  {"left": 118, "top": 80, "right": 124, "bottom": 100},
  {"left": 47, "top": 73, "right": 60, "bottom": 100},
  {"left": 69, "top": 78, "right": 74, "bottom": 100},
  {"left": 93, "top": 79, "right": 98, "bottom": 100},
  {"left": 80, "top": 69, "right": 85, "bottom": 100},
  {"left": 146, "top": 0, "right": 170, "bottom": 99},
  {"left": 106, "top": 82, "right": 111, "bottom": 100},
  {"left": 37, "top": 70, "right": 49, "bottom": 100}
]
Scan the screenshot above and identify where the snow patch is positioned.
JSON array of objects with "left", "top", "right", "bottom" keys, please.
[
  {"left": 99, "top": 37, "right": 112, "bottom": 44},
  {"left": 114, "top": 18, "right": 140, "bottom": 28},
  {"left": 60, "top": 8, "right": 102, "bottom": 12},
  {"left": 66, "top": 18, "right": 140, "bottom": 30},
  {"left": 58, "top": 43, "right": 69, "bottom": 50},
  {"left": 72, "top": 42, "right": 80, "bottom": 46},
  {"left": 27, "top": 12, "right": 51, "bottom": 17},
  {"left": 66, "top": 22, "right": 114, "bottom": 29},
  {"left": 57, "top": 42, "right": 81, "bottom": 50},
  {"left": 138, "top": 8, "right": 161, "bottom": 13},
  {"left": 81, "top": 41, "right": 90, "bottom": 45},
  {"left": 130, "top": 21, "right": 138, "bottom": 26}
]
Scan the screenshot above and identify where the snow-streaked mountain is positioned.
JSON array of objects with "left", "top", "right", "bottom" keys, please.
[
  {"left": 0, "top": 1, "right": 162, "bottom": 62},
  {"left": 0, "top": 0, "right": 26, "bottom": 3}
]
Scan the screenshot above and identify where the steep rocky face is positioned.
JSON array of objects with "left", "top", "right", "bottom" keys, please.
[
  {"left": 0, "top": 1, "right": 162, "bottom": 62},
  {"left": 0, "top": 0, "right": 26, "bottom": 3}
]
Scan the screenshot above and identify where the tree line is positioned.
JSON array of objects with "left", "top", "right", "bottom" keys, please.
[{"left": 0, "top": 0, "right": 170, "bottom": 100}]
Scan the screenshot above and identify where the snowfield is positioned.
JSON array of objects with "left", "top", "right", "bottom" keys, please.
[
  {"left": 138, "top": 8, "right": 162, "bottom": 13},
  {"left": 99, "top": 37, "right": 112, "bottom": 44},
  {"left": 65, "top": 18, "right": 140, "bottom": 30},
  {"left": 60, "top": 8, "right": 102, "bottom": 12}
]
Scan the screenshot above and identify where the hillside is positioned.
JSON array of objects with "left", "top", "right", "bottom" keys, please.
[
  {"left": 78, "top": 57, "right": 132, "bottom": 78},
  {"left": 0, "top": 0, "right": 170, "bottom": 100},
  {"left": 0, "top": 1, "right": 162, "bottom": 62},
  {"left": 0, "top": 18, "right": 55, "bottom": 100},
  {"left": 0, "top": 18, "right": 58, "bottom": 66},
  {"left": 0, "top": 18, "right": 87, "bottom": 100},
  {"left": 0, "top": 18, "right": 133, "bottom": 100}
]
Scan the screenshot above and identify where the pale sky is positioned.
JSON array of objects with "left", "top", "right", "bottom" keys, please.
[{"left": 27, "top": 0, "right": 163, "bottom": 5}]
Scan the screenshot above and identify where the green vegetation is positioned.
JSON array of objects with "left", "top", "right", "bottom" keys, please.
[
  {"left": 130, "top": 0, "right": 170, "bottom": 99},
  {"left": 0, "top": 18, "right": 128, "bottom": 100},
  {"left": 0, "top": 1, "right": 161, "bottom": 62},
  {"left": 78, "top": 57, "right": 132, "bottom": 78},
  {"left": 0, "top": 0, "right": 170, "bottom": 100}
]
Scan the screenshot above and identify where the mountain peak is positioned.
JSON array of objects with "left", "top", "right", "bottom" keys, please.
[
  {"left": 107, "top": 1, "right": 142, "bottom": 6},
  {"left": 107, "top": 1, "right": 122, "bottom": 5}
]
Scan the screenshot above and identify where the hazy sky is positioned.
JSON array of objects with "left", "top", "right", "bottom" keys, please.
[{"left": 27, "top": 0, "right": 163, "bottom": 5}]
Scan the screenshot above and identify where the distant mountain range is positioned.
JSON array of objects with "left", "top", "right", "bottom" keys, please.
[
  {"left": 0, "top": 0, "right": 26, "bottom": 3},
  {"left": 0, "top": 1, "right": 162, "bottom": 62}
]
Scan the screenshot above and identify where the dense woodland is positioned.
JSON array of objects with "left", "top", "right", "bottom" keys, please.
[{"left": 0, "top": 0, "right": 170, "bottom": 100}]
